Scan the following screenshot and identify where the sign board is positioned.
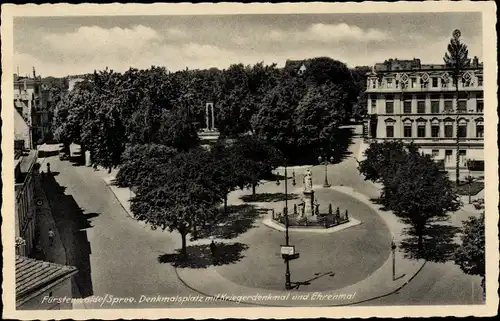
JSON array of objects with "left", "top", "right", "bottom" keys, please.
[
  {"left": 280, "top": 245, "right": 295, "bottom": 256},
  {"left": 283, "top": 253, "right": 300, "bottom": 260}
]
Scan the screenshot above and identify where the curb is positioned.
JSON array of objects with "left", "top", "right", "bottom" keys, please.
[{"left": 173, "top": 259, "right": 428, "bottom": 307}]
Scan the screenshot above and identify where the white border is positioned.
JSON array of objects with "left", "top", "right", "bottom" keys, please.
[{"left": 2, "top": 2, "right": 498, "bottom": 319}]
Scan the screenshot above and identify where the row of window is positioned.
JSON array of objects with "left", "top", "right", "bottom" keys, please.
[
  {"left": 386, "top": 123, "right": 484, "bottom": 138},
  {"left": 374, "top": 99, "right": 484, "bottom": 114},
  {"left": 370, "top": 75, "right": 483, "bottom": 89}
]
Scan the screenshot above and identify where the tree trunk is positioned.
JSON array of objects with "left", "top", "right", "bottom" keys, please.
[
  {"left": 252, "top": 184, "right": 256, "bottom": 197},
  {"left": 418, "top": 233, "right": 423, "bottom": 250},
  {"left": 180, "top": 230, "right": 188, "bottom": 259},
  {"left": 224, "top": 194, "right": 228, "bottom": 214}
]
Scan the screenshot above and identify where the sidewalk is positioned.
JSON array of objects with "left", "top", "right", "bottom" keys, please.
[
  {"left": 34, "top": 162, "right": 87, "bottom": 308},
  {"left": 33, "top": 171, "right": 68, "bottom": 266}
]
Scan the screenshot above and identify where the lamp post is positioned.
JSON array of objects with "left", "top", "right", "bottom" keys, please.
[
  {"left": 276, "top": 164, "right": 296, "bottom": 290},
  {"left": 318, "top": 155, "right": 334, "bottom": 188},
  {"left": 391, "top": 237, "right": 397, "bottom": 281}
]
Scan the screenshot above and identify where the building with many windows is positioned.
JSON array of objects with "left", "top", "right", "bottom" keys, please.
[
  {"left": 14, "top": 69, "right": 54, "bottom": 148},
  {"left": 15, "top": 148, "right": 39, "bottom": 257},
  {"left": 364, "top": 57, "right": 484, "bottom": 170}
]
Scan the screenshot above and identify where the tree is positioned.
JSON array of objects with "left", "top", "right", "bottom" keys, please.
[
  {"left": 443, "top": 29, "right": 471, "bottom": 185},
  {"left": 251, "top": 74, "right": 307, "bottom": 158},
  {"left": 80, "top": 69, "right": 128, "bottom": 171},
  {"left": 215, "top": 64, "right": 253, "bottom": 137},
  {"left": 130, "top": 148, "right": 221, "bottom": 258},
  {"left": 454, "top": 209, "right": 485, "bottom": 297},
  {"left": 358, "top": 141, "right": 419, "bottom": 183},
  {"left": 52, "top": 80, "right": 94, "bottom": 149},
  {"left": 293, "top": 82, "right": 350, "bottom": 158},
  {"left": 350, "top": 66, "right": 372, "bottom": 120},
  {"left": 115, "top": 144, "right": 178, "bottom": 188},
  {"left": 208, "top": 142, "right": 241, "bottom": 213},
  {"left": 231, "top": 136, "right": 284, "bottom": 197},
  {"left": 381, "top": 152, "right": 462, "bottom": 251}
]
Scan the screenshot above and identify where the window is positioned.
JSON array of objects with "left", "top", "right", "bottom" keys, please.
[
  {"left": 459, "top": 150, "right": 467, "bottom": 166},
  {"left": 385, "top": 101, "right": 394, "bottom": 114},
  {"left": 458, "top": 124, "right": 467, "bottom": 138},
  {"left": 417, "top": 125, "right": 426, "bottom": 137},
  {"left": 431, "top": 125, "right": 440, "bottom": 137},
  {"left": 387, "top": 78, "right": 393, "bottom": 88},
  {"left": 431, "top": 101, "right": 440, "bottom": 114},
  {"left": 458, "top": 100, "right": 467, "bottom": 112},
  {"left": 403, "top": 101, "right": 412, "bottom": 114},
  {"left": 444, "top": 100, "right": 453, "bottom": 112},
  {"left": 371, "top": 99, "right": 377, "bottom": 112},
  {"left": 417, "top": 101, "right": 425, "bottom": 114},
  {"left": 445, "top": 150, "right": 453, "bottom": 163},
  {"left": 445, "top": 124, "right": 454, "bottom": 137},
  {"left": 432, "top": 150, "right": 439, "bottom": 158},
  {"left": 477, "top": 100, "right": 484, "bottom": 113},
  {"left": 404, "top": 125, "right": 412, "bottom": 138},
  {"left": 432, "top": 77, "right": 439, "bottom": 88},
  {"left": 476, "top": 124, "right": 484, "bottom": 137},
  {"left": 372, "top": 79, "right": 376, "bottom": 89},
  {"left": 386, "top": 125, "right": 394, "bottom": 138},
  {"left": 420, "top": 79, "right": 428, "bottom": 89},
  {"left": 477, "top": 76, "right": 483, "bottom": 86},
  {"left": 411, "top": 78, "right": 417, "bottom": 88}
]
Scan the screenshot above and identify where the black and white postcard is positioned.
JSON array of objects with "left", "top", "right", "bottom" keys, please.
[{"left": 1, "top": 2, "right": 498, "bottom": 319}]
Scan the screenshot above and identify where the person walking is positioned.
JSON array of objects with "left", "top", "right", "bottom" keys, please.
[{"left": 48, "top": 228, "right": 55, "bottom": 246}]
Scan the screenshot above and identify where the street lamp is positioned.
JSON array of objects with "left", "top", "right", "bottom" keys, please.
[
  {"left": 391, "top": 237, "right": 397, "bottom": 281},
  {"left": 318, "top": 155, "right": 334, "bottom": 188},
  {"left": 276, "top": 164, "right": 296, "bottom": 290}
]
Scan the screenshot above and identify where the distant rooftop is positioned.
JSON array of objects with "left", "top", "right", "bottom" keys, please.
[
  {"left": 16, "top": 255, "right": 77, "bottom": 303},
  {"left": 372, "top": 56, "right": 483, "bottom": 73}
]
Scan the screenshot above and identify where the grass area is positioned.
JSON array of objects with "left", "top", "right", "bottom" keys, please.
[{"left": 451, "top": 181, "right": 485, "bottom": 196}]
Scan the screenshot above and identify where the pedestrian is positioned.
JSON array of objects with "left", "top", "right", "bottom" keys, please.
[
  {"left": 48, "top": 228, "right": 55, "bottom": 246},
  {"left": 46, "top": 162, "right": 51, "bottom": 174}
]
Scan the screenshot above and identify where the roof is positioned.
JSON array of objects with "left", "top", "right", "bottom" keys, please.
[
  {"left": 284, "top": 59, "right": 307, "bottom": 71},
  {"left": 16, "top": 256, "right": 78, "bottom": 302}
]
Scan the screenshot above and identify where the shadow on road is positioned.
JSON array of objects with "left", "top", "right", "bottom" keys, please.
[
  {"left": 292, "top": 271, "right": 336, "bottom": 290},
  {"left": 369, "top": 197, "right": 390, "bottom": 212},
  {"left": 399, "top": 224, "right": 459, "bottom": 263},
  {"left": 332, "top": 127, "right": 354, "bottom": 164},
  {"left": 193, "top": 204, "right": 267, "bottom": 241},
  {"left": 42, "top": 173, "right": 97, "bottom": 298},
  {"left": 240, "top": 192, "right": 299, "bottom": 203},
  {"left": 158, "top": 242, "right": 248, "bottom": 269}
]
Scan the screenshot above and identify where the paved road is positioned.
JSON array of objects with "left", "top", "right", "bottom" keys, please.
[
  {"left": 45, "top": 155, "right": 239, "bottom": 308},
  {"left": 43, "top": 128, "right": 483, "bottom": 308}
]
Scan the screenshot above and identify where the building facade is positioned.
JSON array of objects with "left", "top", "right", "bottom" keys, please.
[
  {"left": 364, "top": 57, "right": 484, "bottom": 170},
  {"left": 14, "top": 69, "right": 54, "bottom": 148},
  {"left": 15, "top": 150, "right": 39, "bottom": 257}
]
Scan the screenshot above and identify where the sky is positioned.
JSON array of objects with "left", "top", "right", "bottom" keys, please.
[{"left": 13, "top": 12, "right": 482, "bottom": 78}]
